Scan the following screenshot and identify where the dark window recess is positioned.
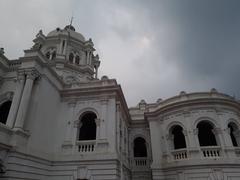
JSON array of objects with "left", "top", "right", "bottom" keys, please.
[
  {"left": 197, "top": 121, "right": 217, "bottom": 146},
  {"left": 228, "top": 123, "right": 238, "bottom": 147},
  {"left": 46, "top": 51, "right": 50, "bottom": 59},
  {"left": 172, "top": 125, "right": 186, "bottom": 149},
  {"left": 69, "top": 53, "right": 74, "bottom": 63},
  {"left": 52, "top": 51, "right": 56, "bottom": 59},
  {"left": 75, "top": 55, "right": 80, "bottom": 65},
  {"left": 134, "top": 137, "right": 147, "bottom": 157},
  {"left": 0, "top": 101, "right": 12, "bottom": 124},
  {"left": 79, "top": 112, "right": 97, "bottom": 141}
]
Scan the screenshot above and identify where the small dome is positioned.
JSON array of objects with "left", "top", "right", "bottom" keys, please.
[{"left": 47, "top": 25, "right": 85, "bottom": 42}]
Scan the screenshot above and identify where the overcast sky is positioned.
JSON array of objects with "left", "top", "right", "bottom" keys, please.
[{"left": 0, "top": 0, "right": 240, "bottom": 107}]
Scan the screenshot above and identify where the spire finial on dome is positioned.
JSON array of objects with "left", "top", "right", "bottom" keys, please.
[{"left": 70, "top": 16, "right": 74, "bottom": 26}]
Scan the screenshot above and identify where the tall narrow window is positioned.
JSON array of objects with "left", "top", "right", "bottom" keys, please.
[
  {"left": 134, "top": 137, "right": 147, "bottom": 157},
  {"left": 52, "top": 51, "right": 56, "bottom": 60},
  {"left": 79, "top": 112, "right": 97, "bottom": 141},
  {"left": 197, "top": 121, "right": 217, "bottom": 146},
  {"left": 75, "top": 55, "right": 80, "bottom": 65},
  {"left": 69, "top": 53, "right": 74, "bottom": 64},
  {"left": 228, "top": 123, "right": 238, "bottom": 147},
  {"left": 171, "top": 125, "right": 186, "bottom": 149},
  {"left": 0, "top": 101, "right": 12, "bottom": 124}
]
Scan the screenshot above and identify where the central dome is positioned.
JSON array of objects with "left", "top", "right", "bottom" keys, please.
[{"left": 47, "top": 25, "right": 85, "bottom": 42}]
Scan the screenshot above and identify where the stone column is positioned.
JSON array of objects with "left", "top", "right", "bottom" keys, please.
[
  {"left": 14, "top": 71, "right": 38, "bottom": 130},
  {"left": 116, "top": 102, "right": 120, "bottom": 153},
  {"left": 86, "top": 51, "right": 90, "bottom": 64},
  {"left": 148, "top": 119, "right": 162, "bottom": 168},
  {"left": 213, "top": 128, "right": 229, "bottom": 157},
  {"left": 95, "top": 67, "right": 98, "bottom": 79},
  {"left": 224, "top": 128, "right": 238, "bottom": 157},
  {"left": 100, "top": 99, "right": 108, "bottom": 139},
  {"left": 64, "top": 101, "right": 76, "bottom": 143},
  {"left": 6, "top": 74, "right": 25, "bottom": 128},
  {"left": 188, "top": 128, "right": 202, "bottom": 158},
  {"left": 166, "top": 133, "right": 174, "bottom": 161},
  {"left": 95, "top": 118, "right": 100, "bottom": 140}
]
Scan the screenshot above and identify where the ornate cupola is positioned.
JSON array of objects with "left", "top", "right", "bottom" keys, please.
[{"left": 29, "top": 25, "right": 100, "bottom": 83}]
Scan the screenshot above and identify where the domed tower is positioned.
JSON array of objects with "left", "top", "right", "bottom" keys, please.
[{"left": 30, "top": 25, "right": 100, "bottom": 83}]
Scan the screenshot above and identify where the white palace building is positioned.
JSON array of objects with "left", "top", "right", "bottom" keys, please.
[{"left": 1, "top": 25, "right": 240, "bottom": 180}]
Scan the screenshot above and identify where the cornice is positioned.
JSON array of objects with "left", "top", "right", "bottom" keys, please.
[
  {"left": 60, "top": 80, "right": 131, "bottom": 124},
  {"left": 145, "top": 98, "right": 240, "bottom": 120}
]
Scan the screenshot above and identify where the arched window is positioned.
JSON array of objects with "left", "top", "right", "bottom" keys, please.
[
  {"left": 0, "top": 101, "right": 12, "bottom": 124},
  {"left": 134, "top": 137, "right": 147, "bottom": 157},
  {"left": 45, "top": 51, "right": 50, "bottom": 59},
  {"left": 79, "top": 112, "right": 97, "bottom": 141},
  {"left": 69, "top": 53, "right": 74, "bottom": 63},
  {"left": 228, "top": 122, "right": 238, "bottom": 147},
  {"left": 197, "top": 121, "right": 217, "bottom": 146},
  {"left": 75, "top": 55, "right": 80, "bottom": 65},
  {"left": 171, "top": 125, "right": 186, "bottom": 149},
  {"left": 51, "top": 51, "right": 56, "bottom": 60}
]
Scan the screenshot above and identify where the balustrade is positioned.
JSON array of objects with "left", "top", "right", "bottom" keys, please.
[
  {"left": 131, "top": 157, "right": 150, "bottom": 168},
  {"left": 201, "top": 146, "right": 221, "bottom": 158},
  {"left": 171, "top": 149, "right": 188, "bottom": 160},
  {"left": 76, "top": 140, "right": 96, "bottom": 153}
]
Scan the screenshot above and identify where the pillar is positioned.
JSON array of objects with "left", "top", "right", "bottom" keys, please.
[
  {"left": 100, "top": 99, "right": 108, "bottom": 139},
  {"left": 14, "top": 71, "right": 38, "bottom": 130},
  {"left": 95, "top": 118, "right": 100, "bottom": 140},
  {"left": 189, "top": 128, "right": 202, "bottom": 158},
  {"left": 95, "top": 67, "right": 98, "bottom": 79},
  {"left": 148, "top": 119, "right": 162, "bottom": 167},
  {"left": 86, "top": 51, "right": 90, "bottom": 64},
  {"left": 64, "top": 101, "right": 76, "bottom": 143},
  {"left": 6, "top": 74, "right": 25, "bottom": 128}
]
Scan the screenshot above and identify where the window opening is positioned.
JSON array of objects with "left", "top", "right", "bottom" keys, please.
[
  {"left": 171, "top": 125, "right": 186, "bottom": 149},
  {"left": 134, "top": 137, "right": 147, "bottom": 157},
  {"left": 69, "top": 53, "right": 74, "bottom": 63},
  {"left": 228, "top": 123, "right": 238, "bottom": 147},
  {"left": 79, "top": 112, "right": 97, "bottom": 140},
  {"left": 75, "top": 55, "right": 80, "bottom": 65},
  {"left": 0, "top": 101, "right": 12, "bottom": 124},
  {"left": 197, "top": 121, "right": 217, "bottom": 146}
]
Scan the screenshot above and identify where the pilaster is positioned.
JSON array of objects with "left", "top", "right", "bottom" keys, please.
[
  {"left": 14, "top": 70, "right": 40, "bottom": 130},
  {"left": 6, "top": 73, "right": 25, "bottom": 128}
]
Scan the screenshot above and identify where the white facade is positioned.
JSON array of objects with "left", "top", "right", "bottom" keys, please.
[{"left": 0, "top": 26, "right": 240, "bottom": 180}]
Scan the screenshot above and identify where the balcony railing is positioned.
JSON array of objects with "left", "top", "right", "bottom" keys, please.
[
  {"left": 171, "top": 149, "right": 188, "bottom": 160},
  {"left": 76, "top": 140, "right": 96, "bottom": 153},
  {"left": 131, "top": 157, "right": 150, "bottom": 168},
  {"left": 201, "top": 146, "right": 221, "bottom": 158}
]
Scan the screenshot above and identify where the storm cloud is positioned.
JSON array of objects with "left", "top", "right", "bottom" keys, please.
[{"left": 0, "top": 0, "right": 240, "bottom": 106}]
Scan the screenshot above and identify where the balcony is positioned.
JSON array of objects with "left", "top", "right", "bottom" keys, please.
[
  {"left": 168, "top": 146, "right": 223, "bottom": 163},
  {"left": 131, "top": 157, "right": 151, "bottom": 169},
  {"left": 76, "top": 140, "right": 96, "bottom": 153},
  {"left": 200, "top": 146, "right": 221, "bottom": 158},
  {"left": 171, "top": 149, "right": 188, "bottom": 160}
]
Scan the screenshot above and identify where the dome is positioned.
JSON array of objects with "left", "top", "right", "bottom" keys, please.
[{"left": 47, "top": 25, "right": 85, "bottom": 42}]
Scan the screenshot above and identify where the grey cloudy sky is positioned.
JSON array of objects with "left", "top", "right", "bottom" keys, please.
[{"left": 0, "top": 0, "right": 240, "bottom": 107}]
